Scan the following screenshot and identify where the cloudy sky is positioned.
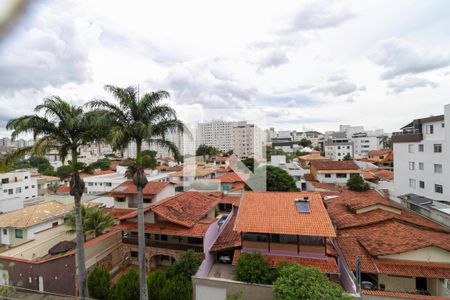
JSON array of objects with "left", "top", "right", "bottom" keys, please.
[{"left": 1, "top": 0, "right": 450, "bottom": 137}]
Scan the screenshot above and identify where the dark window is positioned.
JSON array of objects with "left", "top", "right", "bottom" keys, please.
[
  {"left": 130, "top": 251, "right": 138, "bottom": 258},
  {"left": 160, "top": 235, "right": 168, "bottom": 241},
  {"left": 1, "top": 178, "right": 8, "bottom": 184},
  {"left": 115, "top": 197, "right": 125, "bottom": 202},
  {"left": 52, "top": 222, "right": 58, "bottom": 227},
  {"left": 15, "top": 229, "right": 23, "bottom": 239},
  {"left": 434, "top": 144, "right": 442, "bottom": 153},
  {"left": 3, "top": 229, "right": 7, "bottom": 235},
  {"left": 188, "top": 237, "right": 203, "bottom": 244},
  {"left": 435, "top": 184, "right": 443, "bottom": 194},
  {"left": 324, "top": 174, "right": 331, "bottom": 178},
  {"left": 336, "top": 173, "right": 347, "bottom": 178},
  {"left": 299, "top": 236, "right": 324, "bottom": 246},
  {"left": 419, "top": 181, "right": 425, "bottom": 189},
  {"left": 271, "top": 234, "right": 297, "bottom": 244},
  {"left": 418, "top": 144, "right": 424, "bottom": 152},
  {"left": 243, "top": 232, "right": 268, "bottom": 242}
]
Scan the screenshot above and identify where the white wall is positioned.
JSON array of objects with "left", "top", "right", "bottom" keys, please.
[
  {"left": 316, "top": 172, "right": 358, "bottom": 184},
  {"left": 0, "top": 171, "right": 38, "bottom": 212}
]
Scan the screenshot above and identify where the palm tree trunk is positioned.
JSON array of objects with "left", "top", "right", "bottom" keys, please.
[
  {"left": 137, "top": 186, "right": 148, "bottom": 300},
  {"left": 70, "top": 150, "right": 88, "bottom": 299}
]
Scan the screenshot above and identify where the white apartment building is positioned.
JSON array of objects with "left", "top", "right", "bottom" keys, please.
[
  {"left": 393, "top": 104, "right": 450, "bottom": 202},
  {"left": 324, "top": 132, "right": 354, "bottom": 161},
  {"left": 0, "top": 171, "right": 38, "bottom": 213},
  {"left": 196, "top": 120, "right": 237, "bottom": 153},
  {"left": 233, "top": 121, "right": 264, "bottom": 158},
  {"left": 352, "top": 133, "right": 382, "bottom": 158}
]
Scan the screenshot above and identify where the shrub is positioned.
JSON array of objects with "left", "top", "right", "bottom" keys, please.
[
  {"left": 147, "top": 271, "right": 167, "bottom": 300},
  {"left": 160, "top": 275, "right": 192, "bottom": 300},
  {"left": 87, "top": 267, "right": 111, "bottom": 299},
  {"left": 110, "top": 268, "right": 139, "bottom": 300},
  {"left": 166, "top": 250, "right": 201, "bottom": 280},
  {"left": 234, "top": 253, "right": 273, "bottom": 284},
  {"left": 273, "top": 264, "right": 351, "bottom": 300},
  {"left": 346, "top": 174, "right": 370, "bottom": 192}
]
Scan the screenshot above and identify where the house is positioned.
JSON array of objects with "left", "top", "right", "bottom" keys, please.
[
  {"left": 157, "top": 156, "right": 178, "bottom": 168},
  {"left": 216, "top": 172, "right": 248, "bottom": 193},
  {"left": 35, "top": 175, "right": 60, "bottom": 196},
  {"left": 310, "top": 160, "right": 361, "bottom": 184},
  {"left": 231, "top": 192, "right": 338, "bottom": 276},
  {"left": 326, "top": 189, "right": 450, "bottom": 297},
  {"left": 298, "top": 151, "right": 330, "bottom": 169},
  {"left": 110, "top": 180, "right": 175, "bottom": 209},
  {"left": 0, "top": 201, "right": 72, "bottom": 248},
  {"left": 392, "top": 104, "right": 449, "bottom": 203},
  {"left": 367, "top": 149, "right": 393, "bottom": 167},
  {"left": 0, "top": 170, "right": 38, "bottom": 213},
  {"left": 117, "top": 191, "right": 220, "bottom": 271},
  {"left": 324, "top": 132, "right": 354, "bottom": 161}
]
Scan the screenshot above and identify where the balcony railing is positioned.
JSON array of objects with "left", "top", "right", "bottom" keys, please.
[
  {"left": 122, "top": 237, "right": 203, "bottom": 252},
  {"left": 391, "top": 132, "right": 423, "bottom": 143}
]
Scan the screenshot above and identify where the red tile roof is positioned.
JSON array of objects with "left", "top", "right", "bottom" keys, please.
[
  {"left": 363, "top": 168, "right": 394, "bottom": 181},
  {"left": 101, "top": 208, "right": 134, "bottom": 219},
  {"left": 56, "top": 185, "right": 70, "bottom": 194},
  {"left": 311, "top": 160, "right": 360, "bottom": 171},
  {"left": 235, "top": 192, "right": 336, "bottom": 237},
  {"left": 362, "top": 290, "right": 450, "bottom": 300},
  {"left": 230, "top": 182, "right": 245, "bottom": 192},
  {"left": 110, "top": 181, "right": 170, "bottom": 197},
  {"left": 232, "top": 250, "right": 339, "bottom": 274},
  {"left": 220, "top": 196, "right": 241, "bottom": 207},
  {"left": 217, "top": 172, "right": 247, "bottom": 183},
  {"left": 309, "top": 182, "right": 342, "bottom": 192},
  {"left": 151, "top": 192, "right": 219, "bottom": 227},
  {"left": 210, "top": 215, "right": 241, "bottom": 252},
  {"left": 368, "top": 149, "right": 392, "bottom": 156},
  {"left": 117, "top": 219, "right": 215, "bottom": 237}
]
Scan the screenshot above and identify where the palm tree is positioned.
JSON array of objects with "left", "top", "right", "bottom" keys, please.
[
  {"left": 88, "top": 85, "right": 188, "bottom": 300},
  {"left": 6, "top": 97, "right": 105, "bottom": 299},
  {"left": 65, "top": 205, "right": 116, "bottom": 240}
]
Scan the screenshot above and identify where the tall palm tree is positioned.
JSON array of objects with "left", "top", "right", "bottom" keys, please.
[
  {"left": 89, "top": 85, "right": 188, "bottom": 300},
  {"left": 6, "top": 97, "right": 105, "bottom": 299},
  {"left": 65, "top": 205, "right": 116, "bottom": 240}
]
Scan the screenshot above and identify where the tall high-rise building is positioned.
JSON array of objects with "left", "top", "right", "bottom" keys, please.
[
  {"left": 196, "top": 120, "right": 237, "bottom": 152},
  {"left": 233, "top": 121, "right": 264, "bottom": 158}
]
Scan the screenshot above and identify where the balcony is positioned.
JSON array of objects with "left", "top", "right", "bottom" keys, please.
[
  {"left": 391, "top": 132, "right": 423, "bottom": 143},
  {"left": 122, "top": 237, "right": 203, "bottom": 252}
]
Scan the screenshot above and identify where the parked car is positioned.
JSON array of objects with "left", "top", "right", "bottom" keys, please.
[{"left": 218, "top": 255, "right": 231, "bottom": 264}]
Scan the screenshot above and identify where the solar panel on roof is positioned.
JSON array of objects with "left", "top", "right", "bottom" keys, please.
[{"left": 296, "top": 201, "right": 310, "bottom": 213}]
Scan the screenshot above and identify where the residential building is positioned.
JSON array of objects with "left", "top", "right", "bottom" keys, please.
[
  {"left": 392, "top": 104, "right": 449, "bottom": 202},
  {"left": 0, "top": 201, "right": 72, "bottom": 248},
  {"left": 110, "top": 181, "right": 175, "bottom": 209},
  {"left": 399, "top": 193, "right": 450, "bottom": 228},
  {"left": 352, "top": 132, "right": 382, "bottom": 158},
  {"left": 298, "top": 151, "right": 330, "bottom": 169},
  {"left": 366, "top": 149, "right": 394, "bottom": 168},
  {"left": 35, "top": 175, "right": 60, "bottom": 196},
  {"left": 233, "top": 121, "right": 264, "bottom": 158},
  {"left": 310, "top": 160, "right": 360, "bottom": 184},
  {"left": 326, "top": 189, "right": 450, "bottom": 297},
  {"left": 231, "top": 192, "right": 338, "bottom": 276},
  {"left": 196, "top": 120, "right": 237, "bottom": 153},
  {"left": 117, "top": 191, "right": 220, "bottom": 270},
  {"left": 324, "top": 132, "right": 354, "bottom": 161},
  {"left": 0, "top": 170, "right": 38, "bottom": 213}
]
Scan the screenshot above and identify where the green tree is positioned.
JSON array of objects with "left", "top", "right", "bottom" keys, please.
[
  {"left": 166, "top": 249, "right": 201, "bottom": 280},
  {"left": 142, "top": 155, "right": 157, "bottom": 169},
  {"left": 56, "top": 165, "right": 73, "bottom": 181},
  {"left": 343, "top": 154, "right": 352, "bottom": 161},
  {"left": 346, "top": 174, "right": 370, "bottom": 192},
  {"left": 299, "top": 138, "right": 312, "bottom": 148},
  {"left": 273, "top": 264, "right": 351, "bottom": 300},
  {"left": 87, "top": 267, "right": 111, "bottom": 299},
  {"left": 65, "top": 206, "right": 115, "bottom": 240},
  {"left": 142, "top": 150, "right": 157, "bottom": 158},
  {"left": 246, "top": 166, "right": 297, "bottom": 192},
  {"left": 89, "top": 158, "right": 111, "bottom": 171},
  {"left": 234, "top": 252, "right": 272, "bottom": 284},
  {"left": 47, "top": 182, "right": 61, "bottom": 194},
  {"left": 226, "top": 291, "right": 244, "bottom": 300},
  {"left": 147, "top": 271, "right": 167, "bottom": 300},
  {"left": 6, "top": 97, "right": 105, "bottom": 298},
  {"left": 240, "top": 158, "right": 259, "bottom": 173},
  {"left": 110, "top": 268, "right": 140, "bottom": 300},
  {"left": 89, "top": 85, "right": 187, "bottom": 299},
  {"left": 160, "top": 275, "right": 192, "bottom": 300}
]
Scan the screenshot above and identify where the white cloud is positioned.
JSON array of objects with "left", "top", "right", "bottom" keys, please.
[{"left": 387, "top": 77, "right": 438, "bottom": 94}]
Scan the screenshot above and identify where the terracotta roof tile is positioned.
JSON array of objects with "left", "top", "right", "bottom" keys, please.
[
  {"left": 235, "top": 192, "right": 336, "bottom": 237},
  {"left": 309, "top": 182, "right": 342, "bottom": 192},
  {"left": 220, "top": 196, "right": 241, "bottom": 207},
  {"left": 230, "top": 182, "right": 245, "bottom": 192},
  {"left": 362, "top": 290, "right": 450, "bottom": 300},
  {"left": 117, "top": 219, "right": 215, "bottom": 237},
  {"left": 102, "top": 208, "right": 134, "bottom": 219},
  {"left": 311, "top": 160, "right": 359, "bottom": 171},
  {"left": 56, "top": 185, "right": 70, "bottom": 194},
  {"left": 110, "top": 181, "right": 170, "bottom": 197},
  {"left": 232, "top": 250, "right": 339, "bottom": 274},
  {"left": 368, "top": 149, "right": 392, "bottom": 156},
  {"left": 210, "top": 215, "right": 241, "bottom": 252}
]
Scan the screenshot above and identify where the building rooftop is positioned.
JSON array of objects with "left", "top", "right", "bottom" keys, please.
[
  {"left": 311, "top": 160, "right": 359, "bottom": 171},
  {"left": 235, "top": 192, "right": 336, "bottom": 237},
  {"left": 210, "top": 215, "right": 241, "bottom": 252},
  {"left": 0, "top": 201, "right": 72, "bottom": 228},
  {"left": 110, "top": 181, "right": 171, "bottom": 198}
]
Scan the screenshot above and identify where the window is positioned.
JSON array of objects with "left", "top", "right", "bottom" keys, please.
[
  {"left": 2, "top": 229, "right": 7, "bottom": 235},
  {"left": 160, "top": 235, "right": 168, "bottom": 241},
  {"left": 442, "top": 123, "right": 445, "bottom": 128},
  {"left": 418, "top": 144, "right": 424, "bottom": 152},
  {"left": 8, "top": 189, "right": 13, "bottom": 195},
  {"left": 243, "top": 232, "right": 268, "bottom": 242},
  {"left": 188, "top": 237, "right": 203, "bottom": 244},
  {"left": 1, "top": 178, "right": 8, "bottom": 184},
  {"left": 336, "top": 173, "right": 347, "bottom": 178},
  {"left": 434, "top": 164, "right": 443, "bottom": 173},
  {"left": 435, "top": 184, "right": 443, "bottom": 194},
  {"left": 409, "top": 179, "right": 416, "bottom": 188},
  {"left": 409, "top": 162, "right": 415, "bottom": 170},
  {"left": 324, "top": 174, "right": 331, "bottom": 178},
  {"left": 88, "top": 182, "right": 93, "bottom": 186},
  {"left": 426, "top": 124, "right": 434, "bottom": 134},
  {"left": 130, "top": 251, "right": 138, "bottom": 258},
  {"left": 15, "top": 229, "right": 23, "bottom": 239},
  {"left": 434, "top": 144, "right": 442, "bottom": 153},
  {"left": 419, "top": 162, "right": 424, "bottom": 170},
  {"left": 105, "top": 182, "right": 112, "bottom": 187},
  {"left": 25, "top": 186, "right": 28, "bottom": 189},
  {"left": 408, "top": 144, "right": 414, "bottom": 153},
  {"left": 24, "top": 176, "right": 28, "bottom": 179},
  {"left": 15, "top": 187, "right": 21, "bottom": 193},
  {"left": 52, "top": 222, "right": 58, "bottom": 227},
  {"left": 419, "top": 181, "right": 425, "bottom": 189}
]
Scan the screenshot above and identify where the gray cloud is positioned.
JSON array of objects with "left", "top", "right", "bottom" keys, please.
[
  {"left": 257, "top": 50, "right": 289, "bottom": 71},
  {"left": 314, "top": 75, "right": 366, "bottom": 97},
  {"left": 387, "top": 77, "right": 438, "bottom": 94},
  {"left": 370, "top": 38, "right": 450, "bottom": 79},
  {"left": 0, "top": 0, "right": 97, "bottom": 94},
  {"left": 283, "top": 0, "right": 354, "bottom": 32}
]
